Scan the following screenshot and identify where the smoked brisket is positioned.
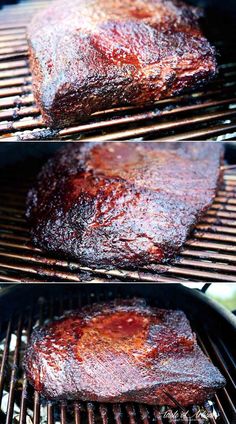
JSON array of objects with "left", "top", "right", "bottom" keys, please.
[
  {"left": 28, "top": 0, "right": 217, "bottom": 128},
  {"left": 26, "top": 142, "right": 223, "bottom": 268},
  {"left": 24, "top": 299, "right": 225, "bottom": 405}
]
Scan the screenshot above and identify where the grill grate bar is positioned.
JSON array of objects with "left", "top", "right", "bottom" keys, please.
[
  {"left": 182, "top": 249, "right": 236, "bottom": 263},
  {"left": 74, "top": 402, "right": 81, "bottom": 424},
  {"left": 33, "top": 391, "right": 41, "bottom": 424},
  {"left": 214, "top": 196, "right": 236, "bottom": 204},
  {"left": 113, "top": 404, "right": 123, "bottom": 424},
  {"left": 126, "top": 404, "right": 136, "bottom": 424},
  {"left": 185, "top": 239, "right": 236, "bottom": 252},
  {"left": 0, "top": 105, "right": 39, "bottom": 120},
  {"left": 0, "top": 75, "right": 32, "bottom": 88},
  {"left": 0, "top": 29, "right": 26, "bottom": 36},
  {"left": 0, "top": 240, "right": 44, "bottom": 251},
  {"left": 60, "top": 403, "right": 66, "bottom": 424},
  {"left": 0, "top": 223, "right": 28, "bottom": 231},
  {"left": 0, "top": 84, "right": 32, "bottom": 99},
  {"left": 47, "top": 403, "right": 54, "bottom": 424},
  {"left": 0, "top": 66, "right": 29, "bottom": 78},
  {"left": 0, "top": 45, "right": 28, "bottom": 57},
  {"left": 193, "top": 231, "right": 236, "bottom": 243},
  {"left": 0, "top": 34, "right": 27, "bottom": 43},
  {"left": 211, "top": 203, "right": 236, "bottom": 212},
  {"left": 207, "top": 209, "right": 236, "bottom": 219},
  {"left": 5, "top": 315, "right": 23, "bottom": 424},
  {"left": 0, "top": 39, "right": 28, "bottom": 49},
  {"left": 0, "top": 233, "right": 30, "bottom": 242},
  {"left": 177, "top": 258, "right": 236, "bottom": 274},
  {"left": 0, "top": 58, "right": 28, "bottom": 69},
  {"left": 99, "top": 404, "right": 108, "bottom": 424},
  {"left": 0, "top": 93, "right": 34, "bottom": 109},
  {"left": 0, "top": 318, "right": 12, "bottom": 404},
  {"left": 154, "top": 124, "right": 236, "bottom": 142},
  {"left": 0, "top": 274, "right": 36, "bottom": 282},
  {"left": 139, "top": 405, "right": 150, "bottom": 424},
  {"left": 19, "top": 309, "right": 32, "bottom": 424},
  {"left": 87, "top": 403, "right": 95, "bottom": 424},
  {"left": 197, "top": 224, "right": 236, "bottom": 233}
]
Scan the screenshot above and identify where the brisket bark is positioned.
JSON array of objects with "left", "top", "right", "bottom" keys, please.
[
  {"left": 27, "top": 0, "right": 217, "bottom": 128},
  {"left": 26, "top": 142, "right": 223, "bottom": 268},
  {"left": 23, "top": 299, "right": 225, "bottom": 405}
]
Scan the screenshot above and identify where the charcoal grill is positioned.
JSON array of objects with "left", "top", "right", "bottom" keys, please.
[
  {"left": 0, "top": 154, "right": 236, "bottom": 282},
  {"left": 0, "top": 283, "right": 235, "bottom": 424},
  {"left": 0, "top": 0, "right": 236, "bottom": 141}
]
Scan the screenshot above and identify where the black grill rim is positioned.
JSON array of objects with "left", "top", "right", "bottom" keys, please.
[{"left": 0, "top": 283, "right": 236, "bottom": 340}]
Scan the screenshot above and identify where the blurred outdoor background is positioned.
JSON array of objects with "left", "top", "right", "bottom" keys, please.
[{"left": 184, "top": 283, "right": 236, "bottom": 312}]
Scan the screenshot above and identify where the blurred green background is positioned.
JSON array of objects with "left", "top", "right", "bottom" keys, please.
[
  {"left": 184, "top": 283, "right": 236, "bottom": 312},
  {"left": 207, "top": 283, "right": 236, "bottom": 311}
]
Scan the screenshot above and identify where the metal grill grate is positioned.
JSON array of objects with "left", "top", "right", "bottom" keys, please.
[
  {"left": 0, "top": 0, "right": 236, "bottom": 141},
  {"left": 0, "top": 285, "right": 235, "bottom": 423},
  {"left": 0, "top": 165, "right": 236, "bottom": 282}
]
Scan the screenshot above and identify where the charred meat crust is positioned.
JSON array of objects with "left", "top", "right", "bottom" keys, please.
[
  {"left": 27, "top": 0, "right": 217, "bottom": 128},
  {"left": 23, "top": 298, "right": 225, "bottom": 405},
  {"left": 26, "top": 142, "right": 223, "bottom": 269}
]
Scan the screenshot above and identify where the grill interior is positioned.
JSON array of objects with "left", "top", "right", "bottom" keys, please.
[
  {"left": 0, "top": 0, "right": 236, "bottom": 141},
  {"left": 0, "top": 160, "right": 236, "bottom": 282},
  {"left": 0, "top": 283, "right": 236, "bottom": 424}
]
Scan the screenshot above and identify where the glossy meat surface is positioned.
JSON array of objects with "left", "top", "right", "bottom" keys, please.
[
  {"left": 24, "top": 299, "right": 225, "bottom": 405},
  {"left": 26, "top": 142, "right": 223, "bottom": 268},
  {"left": 27, "top": 0, "right": 217, "bottom": 127}
]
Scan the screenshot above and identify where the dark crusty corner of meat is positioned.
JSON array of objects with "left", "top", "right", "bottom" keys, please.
[
  {"left": 27, "top": 0, "right": 217, "bottom": 128},
  {"left": 23, "top": 298, "right": 226, "bottom": 405},
  {"left": 26, "top": 142, "right": 223, "bottom": 269}
]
